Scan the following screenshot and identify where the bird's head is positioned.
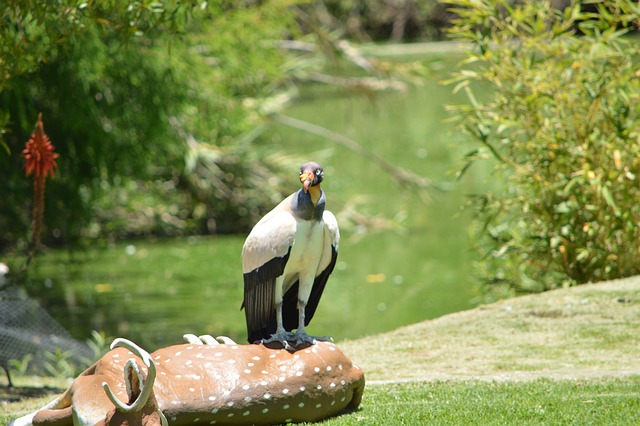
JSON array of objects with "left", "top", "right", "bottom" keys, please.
[{"left": 299, "top": 162, "right": 324, "bottom": 193}]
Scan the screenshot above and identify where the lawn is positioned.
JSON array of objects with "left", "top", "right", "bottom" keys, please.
[{"left": 318, "top": 378, "right": 640, "bottom": 426}]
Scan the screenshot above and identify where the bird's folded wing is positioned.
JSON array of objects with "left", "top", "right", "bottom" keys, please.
[{"left": 242, "top": 210, "right": 296, "bottom": 341}]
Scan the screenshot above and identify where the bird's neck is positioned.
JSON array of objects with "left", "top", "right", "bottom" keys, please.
[{"left": 308, "top": 185, "right": 322, "bottom": 207}]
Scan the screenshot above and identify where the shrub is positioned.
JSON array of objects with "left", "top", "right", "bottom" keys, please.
[{"left": 446, "top": 0, "right": 640, "bottom": 299}]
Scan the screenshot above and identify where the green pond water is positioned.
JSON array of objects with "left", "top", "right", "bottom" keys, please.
[{"left": 22, "top": 52, "right": 489, "bottom": 351}]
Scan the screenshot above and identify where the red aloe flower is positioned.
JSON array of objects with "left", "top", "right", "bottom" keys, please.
[
  {"left": 23, "top": 113, "right": 59, "bottom": 178},
  {"left": 22, "top": 113, "right": 59, "bottom": 268}
]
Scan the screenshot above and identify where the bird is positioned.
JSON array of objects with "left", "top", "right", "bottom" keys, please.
[{"left": 241, "top": 161, "right": 339, "bottom": 350}]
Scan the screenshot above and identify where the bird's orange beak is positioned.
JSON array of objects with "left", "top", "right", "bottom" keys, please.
[{"left": 300, "top": 170, "right": 314, "bottom": 193}]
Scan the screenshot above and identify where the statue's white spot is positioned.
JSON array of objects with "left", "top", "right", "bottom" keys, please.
[
  {"left": 293, "top": 354, "right": 299, "bottom": 359},
  {"left": 339, "top": 364, "right": 343, "bottom": 370},
  {"left": 242, "top": 410, "right": 250, "bottom": 417},
  {"left": 186, "top": 360, "right": 193, "bottom": 365},
  {"left": 227, "top": 359, "right": 236, "bottom": 364},
  {"left": 260, "top": 380, "right": 268, "bottom": 386},
  {"left": 285, "top": 419, "right": 292, "bottom": 423},
  {"left": 298, "top": 402, "right": 305, "bottom": 408},
  {"left": 189, "top": 388, "right": 195, "bottom": 392},
  {"left": 227, "top": 413, "right": 234, "bottom": 418},
  {"left": 317, "top": 385, "right": 322, "bottom": 390},
  {"left": 211, "top": 408, "right": 218, "bottom": 414},
  {"left": 222, "top": 390, "right": 230, "bottom": 397},
  {"left": 283, "top": 404, "right": 290, "bottom": 410},
  {"left": 160, "top": 372, "right": 166, "bottom": 376},
  {"left": 244, "top": 369, "right": 252, "bottom": 374},
  {"left": 316, "top": 403, "right": 322, "bottom": 408},
  {"left": 269, "top": 354, "right": 276, "bottom": 358},
  {"left": 341, "top": 380, "right": 346, "bottom": 386},
  {"left": 196, "top": 353, "right": 204, "bottom": 358},
  {"left": 208, "top": 396, "right": 216, "bottom": 401},
  {"left": 329, "top": 346, "right": 335, "bottom": 351},
  {"left": 231, "top": 345, "right": 238, "bottom": 350},
  {"left": 261, "top": 370, "right": 268, "bottom": 375},
  {"left": 176, "top": 375, "right": 182, "bottom": 379},
  {"left": 304, "top": 350, "right": 311, "bottom": 354},
  {"left": 193, "top": 418, "right": 199, "bottom": 422},
  {"left": 154, "top": 355, "right": 161, "bottom": 359},
  {"left": 227, "top": 401, "right": 234, "bottom": 407},
  {"left": 282, "top": 388, "right": 289, "bottom": 394},
  {"left": 215, "top": 352, "right": 222, "bottom": 357},
  {"left": 117, "top": 391, "right": 123, "bottom": 396},
  {"left": 112, "top": 353, "right": 119, "bottom": 358},
  {"left": 262, "top": 408, "right": 269, "bottom": 414},
  {"left": 205, "top": 362, "right": 212, "bottom": 367},
  {"left": 299, "top": 386, "right": 306, "bottom": 392},
  {"left": 244, "top": 396, "right": 252, "bottom": 402},
  {"left": 247, "top": 362, "right": 254, "bottom": 367},
  {"left": 252, "top": 356, "right": 261, "bottom": 361},
  {"left": 278, "top": 376, "right": 286, "bottom": 382},
  {"left": 341, "top": 396, "right": 346, "bottom": 402},
  {"left": 327, "top": 366, "right": 332, "bottom": 371},
  {"left": 175, "top": 352, "right": 182, "bottom": 356},
  {"left": 172, "top": 400, "right": 178, "bottom": 405},
  {"left": 171, "top": 417, "right": 177, "bottom": 422},
  {"left": 331, "top": 400, "right": 336, "bottom": 406},
  {"left": 279, "top": 365, "right": 286, "bottom": 371},
  {"left": 113, "top": 359, "right": 120, "bottom": 363},
  {"left": 209, "top": 421, "right": 216, "bottom": 425},
  {"left": 242, "top": 384, "right": 250, "bottom": 390},
  {"left": 264, "top": 393, "right": 272, "bottom": 399},
  {"left": 330, "top": 382, "right": 336, "bottom": 388},
  {"left": 165, "top": 358, "right": 171, "bottom": 363},
  {"left": 314, "top": 367, "right": 320, "bottom": 372}
]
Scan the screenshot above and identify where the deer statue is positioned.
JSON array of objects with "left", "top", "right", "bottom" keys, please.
[{"left": 9, "top": 334, "right": 365, "bottom": 425}]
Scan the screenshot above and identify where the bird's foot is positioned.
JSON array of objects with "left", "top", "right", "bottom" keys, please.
[
  {"left": 261, "top": 331, "right": 296, "bottom": 351},
  {"left": 293, "top": 332, "right": 333, "bottom": 349}
]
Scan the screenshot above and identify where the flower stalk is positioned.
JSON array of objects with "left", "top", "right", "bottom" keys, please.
[{"left": 22, "top": 113, "right": 58, "bottom": 270}]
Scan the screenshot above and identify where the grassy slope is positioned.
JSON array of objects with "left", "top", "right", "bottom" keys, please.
[
  {"left": 3, "top": 277, "right": 639, "bottom": 424},
  {"left": 340, "top": 276, "right": 640, "bottom": 383}
]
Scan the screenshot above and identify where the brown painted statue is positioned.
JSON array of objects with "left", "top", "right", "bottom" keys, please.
[{"left": 9, "top": 334, "right": 365, "bottom": 425}]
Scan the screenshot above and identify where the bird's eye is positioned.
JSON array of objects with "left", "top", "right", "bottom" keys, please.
[{"left": 316, "top": 169, "right": 322, "bottom": 175}]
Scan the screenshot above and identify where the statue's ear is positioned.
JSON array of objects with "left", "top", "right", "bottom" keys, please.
[{"left": 124, "top": 359, "right": 144, "bottom": 404}]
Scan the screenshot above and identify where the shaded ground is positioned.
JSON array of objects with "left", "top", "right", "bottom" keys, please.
[
  {"left": 340, "top": 276, "right": 640, "bottom": 383},
  {"left": 0, "top": 385, "right": 62, "bottom": 404}
]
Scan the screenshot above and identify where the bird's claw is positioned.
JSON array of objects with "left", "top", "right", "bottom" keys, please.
[
  {"left": 261, "top": 332, "right": 296, "bottom": 351},
  {"left": 293, "top": 332, "right": 333, "bottom": 349}
]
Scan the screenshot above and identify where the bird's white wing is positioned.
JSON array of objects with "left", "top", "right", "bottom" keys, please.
[
  {"left": 242, "top": 200, "right": 297, "bottom": 343},
  {"left": 242, "top": 206, "right": 297, "bottom": 274},
  {"left": 317, "top": 210, "right": 339, "bottom": 274}
]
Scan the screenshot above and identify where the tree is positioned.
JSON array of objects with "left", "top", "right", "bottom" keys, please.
[{"left": 447, "top": 0, "right": 640, "bottom": 299}]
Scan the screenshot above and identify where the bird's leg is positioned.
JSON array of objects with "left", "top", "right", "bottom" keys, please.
[
  {"left": 293, "top": 300, "right": 333, "bottom": 347},
  {"left": 261, "top": 301, "right": 295, "bottom": 350}
]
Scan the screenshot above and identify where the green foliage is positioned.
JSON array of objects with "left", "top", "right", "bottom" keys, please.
[
  {"left": 320, "top": 0, "right": 447, "bottom": 41},
  {"left": 43, "top": 348, "right": 75, "bottom": 379},
  {"left": 446, "top": 0, "right": 640, "bottom": 299},
  {"left": 0, "top": 1, "right": 303, "bottom": 248},
  {"left": 82, "top": 330, "right": 112, "bottom": 366},
  {"left": 7, "top": 353, "right": 33, "bottom": 378}
]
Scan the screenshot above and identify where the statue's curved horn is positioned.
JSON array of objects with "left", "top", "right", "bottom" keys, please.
[{"left": 101, "top": 338, "right": 157, "bottom": 413}]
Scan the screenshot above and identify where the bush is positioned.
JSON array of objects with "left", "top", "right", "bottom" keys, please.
[{"left": 446, "top": 0, "right": 640, "bottom": 299}]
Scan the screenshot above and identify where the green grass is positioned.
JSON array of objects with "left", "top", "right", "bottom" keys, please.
[
  {"left": 320, "top": 379, "right": 640, "bottom": 426},
  {"left": 6, "top": 378, "right": 639, "bottom": 425}
]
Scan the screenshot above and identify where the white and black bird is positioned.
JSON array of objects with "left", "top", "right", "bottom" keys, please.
[{"left": 241, "top": 161, "right": 339, "bottom": 350}]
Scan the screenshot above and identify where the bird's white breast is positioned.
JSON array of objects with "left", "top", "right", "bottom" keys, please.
[{"left": 282, "top": 219, "right": 325, "bottom": 291}]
